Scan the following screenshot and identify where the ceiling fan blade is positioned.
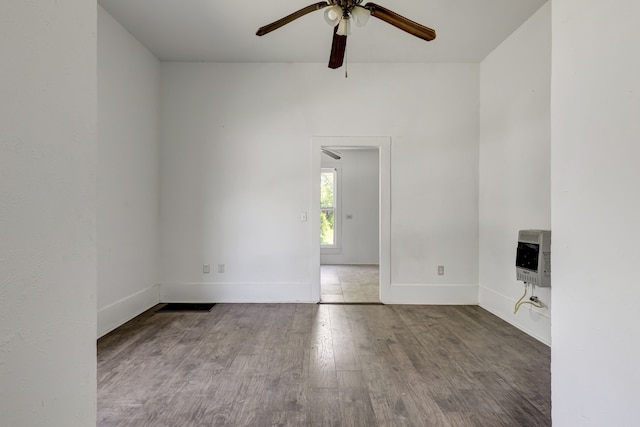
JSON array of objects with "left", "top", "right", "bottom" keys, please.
[
  {"left": 256, "top": 1, "right": 329, "bottom": 36},
  {"left": 364, "top": 3, "right": 436, "bottom": 41},
  {"left": 322, "top": 148, "right": 341, "bottom": 159},
  {"left": 328, "top": 26, "right": 347, "bottom": 69}
]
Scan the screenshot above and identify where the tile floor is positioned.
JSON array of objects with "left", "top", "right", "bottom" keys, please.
[{"left": 320, "top": 264, "right": 380, "bottom": 303}]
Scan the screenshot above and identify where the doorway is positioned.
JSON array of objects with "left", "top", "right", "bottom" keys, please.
[
  {"left": 320, "top": 264, "right": 380, "bottom": 303},
  {"left": 310, "top": 137, "right": 391, "bottom": 303}
]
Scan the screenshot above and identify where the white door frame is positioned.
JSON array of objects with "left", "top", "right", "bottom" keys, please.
[{"left": 310, "top": 136, "right": 391, "bottom": 303}]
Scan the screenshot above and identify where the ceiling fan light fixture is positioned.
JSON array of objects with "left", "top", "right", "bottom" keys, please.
[
  {"left": 351, "top": 5, "right": 370, "bottom": 27},
  {"left": 324, "top": 5, "right": 342, "bottom": 27},
  {"left": 336, "top": 17, "right": 351, "bottom": 36},
  {"left": 256, "top": 1, "right": 436, "bottom": 71}
]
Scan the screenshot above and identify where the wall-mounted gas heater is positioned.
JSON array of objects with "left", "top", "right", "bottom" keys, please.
[
  {"left": 514, "top": 230, "right": 551, "bottom": 314},
  {"left": 516, "top": 229, "right": 551, "bottom": 287}
]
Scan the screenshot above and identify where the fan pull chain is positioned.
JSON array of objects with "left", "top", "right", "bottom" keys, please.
[{"left": 345, "top": 42, "right": 348, "bottom": 78}]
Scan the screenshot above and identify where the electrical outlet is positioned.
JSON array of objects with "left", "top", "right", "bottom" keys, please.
[
  {"left": 203, "top": 264, "right": 210, "bottom": 274},
  {"left": 438, "top": 265, "right": 444, "bottom": 275},
  {"left": 218, "top": 264, "right": 225, "bottom": 273}
]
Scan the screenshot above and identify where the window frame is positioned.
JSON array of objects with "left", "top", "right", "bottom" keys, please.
[{"left": 320, "top": 166, "right": 341, "bottom": 251}]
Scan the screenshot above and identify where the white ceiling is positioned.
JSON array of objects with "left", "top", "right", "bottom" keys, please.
[{"left": 98, "top": 0, "right": 547, "bottom": 63}]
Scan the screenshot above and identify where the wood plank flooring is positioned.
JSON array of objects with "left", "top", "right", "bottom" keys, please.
[{"left": 98, "top": 304, "right": 550, "bottom": 426}]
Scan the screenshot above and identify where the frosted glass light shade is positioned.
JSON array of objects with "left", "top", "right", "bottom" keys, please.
[
  {"left": 324, "top": 5, "right": 342, "bottom": 27},
  {"left": 336, "top": 17, "right": 351, "bottom": 36},
  {"left": 351, "top": 5, "right": 370, "bottom": 27}
]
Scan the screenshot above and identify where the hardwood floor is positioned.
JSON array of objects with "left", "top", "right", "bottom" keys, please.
[
  {"left": 321, "top": 265, "right": 380, "bottom": 303},
  {"left": 98, "top": 304, "right": 550, "bottom": 426}
]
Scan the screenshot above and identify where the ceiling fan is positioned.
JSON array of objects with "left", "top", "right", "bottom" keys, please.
[{"left": 256, "top": 1, "right": 436, "bottom": 70}]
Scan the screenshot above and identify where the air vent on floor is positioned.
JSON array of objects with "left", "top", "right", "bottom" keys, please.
[{"left": 157, "top": 303, "right": 216, "bottom": 312}]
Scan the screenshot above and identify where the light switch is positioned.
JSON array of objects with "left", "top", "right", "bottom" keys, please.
[{"left": 300, "top": 212, "right": 307, "bottom": 222}]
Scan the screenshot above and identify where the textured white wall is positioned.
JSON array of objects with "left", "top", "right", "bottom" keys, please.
[
  {"left": 551, "top": 0, "right": 640, "bottom": 424},
  {"left": 159, "top": 63, "right": 479, "bottom": 303},
  {"left": 0, "top": 1, "right": 97, "bottom": 425},
  {"left": 321, "top": 149, "right": 379, "bottom": 265},
  {"left": 479, "top": 3, "right": 551, "bottom": 344},
  {"left": 97, "top": 6, "right": 160, "bottom": 337}
]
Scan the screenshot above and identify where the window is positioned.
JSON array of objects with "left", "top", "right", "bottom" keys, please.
[{"left": 320, "top": 168, "right": 337, "bottom": 247}]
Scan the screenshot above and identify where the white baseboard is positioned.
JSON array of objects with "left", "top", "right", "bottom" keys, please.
[
  {"left": 384, "top": 284, "right": 479, "bottom": 305},
  {"left": 479, "top": 286, "right": 551, "bottom": 346},
  {"left": 160, "top": 282, "right": 315, "bottom": 303},
  {"left": 98, "top": 284, "right": 159, "bottom": 338},
  {"left": 161, "top": 282, "right": 478, "bottom": 305}
]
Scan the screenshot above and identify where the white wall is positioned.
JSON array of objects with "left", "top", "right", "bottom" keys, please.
[
  {"left": 479, "top": 3, "right": 551, "bottom": 344},
  {"left": 97, "top": 6, "right": 160, "bottom": 337},
  {"left": 551, "top": 0, "right": 640, "bottom": 425},
  {"left": 321, "top": 149, "right": 379, "bottom": 265},
  {"left": 0, "top": 1, "right": 97, "bottom": 425},
  {"left": 159, "top": 63, "right": 479, "bottom": 304}
]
